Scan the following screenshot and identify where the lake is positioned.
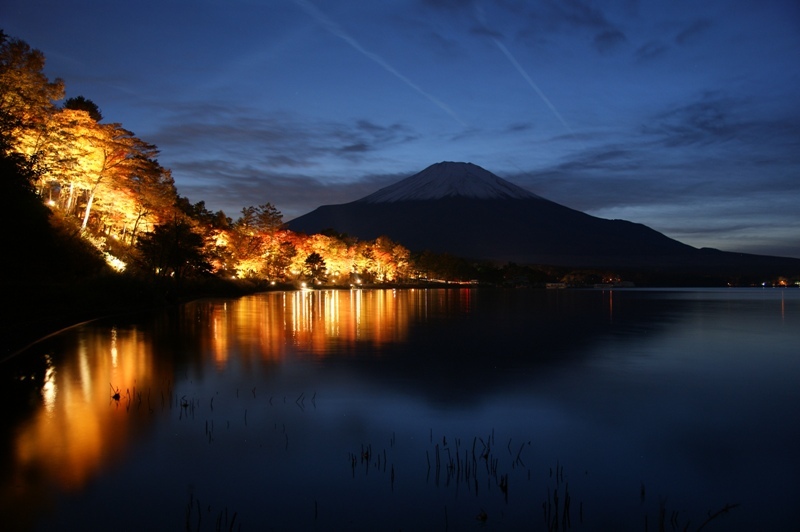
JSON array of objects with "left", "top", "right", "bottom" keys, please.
[{"left": 1, "top": 287, "right": 798, "bottom": 531}]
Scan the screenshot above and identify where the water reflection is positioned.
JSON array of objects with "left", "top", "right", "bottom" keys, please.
[
  {"left": 0, "top": 288, "right": 797, "bottom": 530},
  {"left": 3, "top": 290, "right": 465, "bottom": 491},
  {"left": 183, "top": 289, "right": 477, "bottom": 366},
  {"left": 0, "top": 288, "right": 656, "bottom": 511},
  {"left": 2, "top": 322, "right": 173, "bottom": 532}
]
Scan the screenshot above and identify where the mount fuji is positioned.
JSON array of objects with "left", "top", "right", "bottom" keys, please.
[
  {"left": 359, "top": 161, "right": 541, "bottom": 202},
  {"left": 286, "top": 162, "right": 799, "bottom": 275}
]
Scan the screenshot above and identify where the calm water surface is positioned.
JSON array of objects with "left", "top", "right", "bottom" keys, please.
[{"left": 1, "top": 288, "right": 798, "bottom": 531}]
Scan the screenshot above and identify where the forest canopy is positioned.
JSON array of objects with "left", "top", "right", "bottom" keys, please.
[{"left": 0, "top": 29, "right": 443, "bottom": 288}]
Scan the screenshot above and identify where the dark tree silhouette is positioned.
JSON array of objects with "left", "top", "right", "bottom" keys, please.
[
  {"left": 135, "top": 220, "right": 211, "bottom": 288},
  {"left": 64, "top": 95, "right": 103, "bottom": 122},
  {"left": 238, "top": 203, "right": 283, "bottom": 234},
  {"left": 304, "top": 252, "right": 326, "bottom": 282}
]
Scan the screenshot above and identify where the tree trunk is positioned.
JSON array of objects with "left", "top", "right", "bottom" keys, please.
[
  {"left": 131, "top": 211, "right": 146, "bottom": 244},
  {"left": 81, "top": 190, "right": 95, "bottom": 231},
  {"left": 66, "top": 182, "right": 76, "bottom": 213}
]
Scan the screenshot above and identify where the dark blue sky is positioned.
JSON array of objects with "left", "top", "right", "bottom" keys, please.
[{"left": 3, "top": 0, "right": 799, "bottom": 257}]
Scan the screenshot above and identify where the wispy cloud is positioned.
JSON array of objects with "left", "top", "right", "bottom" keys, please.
[
  {"left": 142, "top": 101, "right": 428, "bottom": 216},
  {"left": 513, "top": 0, "right": 619, "bottom": 33},
  {"left": 641, "top": 91, "right": 800, "bottom": 153},
  {"left": 593, "top": 29, "right": 627, "bottom": 53},
  {"left": 420, "top": 0, "right": 473, "bottom": 10},
  {"left": 508, "top": 145, "right": 800, "bottom": 256},
  {"left": 675, "top": 19, "right": 712, "bottom": 45},
  {"left": 635, "top": 40, "right": 669, "bottom": 62},
  {"left": 645, "top": 93, "right": 741, "bottom": 146},
  {"left": 148, "top": 103, "right": 418, "bottom": 169},
  {"left": 171, "top": 157, "right": 406, "bottom": 219},
  {"left": 632, "top": 18, "right": 711, "bottom": 62}
]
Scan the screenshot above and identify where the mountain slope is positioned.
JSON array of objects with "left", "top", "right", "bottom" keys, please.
[{"left": 286, "top": 162, "right": 800, "bottom": 274}]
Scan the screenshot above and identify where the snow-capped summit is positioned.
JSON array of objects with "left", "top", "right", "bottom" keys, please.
[{"left": 359, "top": 161, "right": 541, "bottom": 203}]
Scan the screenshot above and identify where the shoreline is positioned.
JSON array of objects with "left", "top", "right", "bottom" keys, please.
[{"left": 6, "top": 277, "right": 795, "bottom": 362}]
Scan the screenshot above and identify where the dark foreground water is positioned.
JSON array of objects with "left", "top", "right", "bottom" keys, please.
[{"left": 1, "top": 287, "right": 798, "bottom": 531}]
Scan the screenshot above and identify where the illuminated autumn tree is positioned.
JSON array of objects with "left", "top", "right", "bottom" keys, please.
[
  {"left": 22, "top": 107, "right": 151, "bottom": 231},
  {"left": 111, "top": 157, "right": 177, "bottom": 242},
  {"left": 229, "top": 208, "right": 265, "bottom": 277},
  {"left": 294, "top": 233, "right": 350, "bottom": 282},
  {"left": 0, "top": 31, "right": 64, "bottom": 164},
  {"left": 314, "top": 233, "right": 353, "bottom": 281},
  {"left": 262, "top": 234, "right": 297, "bottom": 281},
  {"left": 371, "top": 235, "right": 409, "bottom": 282},
  {"left": 70, "top": 121, "right": 158, "bottom": 231},
  {"left": 283, "top": 231, "right": 311, "bottom": 279},
  {"left": 353, "top": 242, "right": 377, "bottom": 283},
  {"left": 228, "top": 203, "right": 285, "bottom": 278},
  {"left": 32, "top": 108, "right": 97, "bottom": 210},
  {"left": 175, "top": 198, "right": 234, "bottom": 276}
]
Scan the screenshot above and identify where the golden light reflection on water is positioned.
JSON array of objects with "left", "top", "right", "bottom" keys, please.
[
  {"left": 200, "top": 289, "right": 438, "bottom": 365},
  {"left": 11, "top": 325, "right": 168, "bottom": 495},
  {"left": 7, "top": 288, "right": 474, "bottom": 519},
  {"left": 190, "top": 288, "right": 477, "bottom": 366}
]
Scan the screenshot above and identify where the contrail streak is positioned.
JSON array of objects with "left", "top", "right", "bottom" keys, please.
[
  {"left": 293, "top": 0, "right": 466, "bottom": 127},
  {"left": 492, "top": 39, "right": 575, "bottom": 137},
  {"left": 474, "top": 4, "right": 576, "bottom": 138}
]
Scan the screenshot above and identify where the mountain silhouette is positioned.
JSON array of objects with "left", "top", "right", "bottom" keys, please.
[{"left": 287, "top": 162, "right": 799, "bottom": 276}]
